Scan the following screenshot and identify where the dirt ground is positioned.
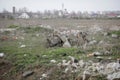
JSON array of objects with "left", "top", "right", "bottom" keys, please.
[{"left": 0, "top": 18, "right": 120, "bottom": 30}]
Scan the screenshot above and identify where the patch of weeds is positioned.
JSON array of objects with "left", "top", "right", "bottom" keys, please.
[
  {"left": 8, "top": 25, "right": 19, "bottom": 28},
  {"left": 91, "top": 75, "right": 107, "bottom": 80},
  {"left": 18, "top": 26, "right": 53, "bottom": 33},
  {"left": 109, "top": 30, "right": 120, "bottom": 36},
  {"left": 111, "top": 45, "right": 120, "bottom": 59},
  {"left": 2, "top": 31, "right": 11, "bottom": 35}
]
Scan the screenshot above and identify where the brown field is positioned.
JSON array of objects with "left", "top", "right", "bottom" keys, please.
[{"left": 0, "top": 18, "right": 120, "bottom": 30}]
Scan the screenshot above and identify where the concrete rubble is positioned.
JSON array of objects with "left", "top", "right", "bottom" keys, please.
[
  {"left": 22, "top": 71, "right": 34, "bottom": 77},
  {"left": 56, "top": 56, "right": 120, "bottom": 80}
]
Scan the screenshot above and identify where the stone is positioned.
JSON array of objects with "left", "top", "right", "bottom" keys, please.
[
  {"left": 68, "top": 56, "right": 75, "bottom": 62},
  {"left": 22, "top": 71, "right": 34, "bottom": 77},
  {"left": 106, "top": 62, "right": 120, "bottom": 72},
  {"left": 83, "top": 70, "right": 91, "bottom": 80},
  {"left": 88, "top": 40, "right": 97, "bottom": 45},
  {"left": 93, "top": 52, "right": 103, "bottom": 56},
  {"left": 46, "top": 34, "right": 63, "bottom": 47},
  {"left": 50, "top": 59, "right": 56, "bottom": 63},
  {"left": 63, "top": 39, "right": 71, "bottom": 48},
  {"left": 107, "top": 72, "right": 120, "bottom": 80},
  {"left": 111, "top": 34, "right": 118, "bottom": 38},
  {"left": 78, "top": 60, "right": 85, "bottom": 68},
  {"left": 104, "top": 32, "right": 109, "bottom": 36},
  {"left": 42, "top": 73, "right": 47, "bottom": 78}
]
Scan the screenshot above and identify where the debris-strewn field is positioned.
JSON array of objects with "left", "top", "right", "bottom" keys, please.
[{"left": 0, "top": 19, "right": 120, "bottom": 80}]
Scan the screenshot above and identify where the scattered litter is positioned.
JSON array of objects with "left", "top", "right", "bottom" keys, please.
[
  {"left": 20, "top": 45, "right": 26, "bottom": 48},
  {"left": 0, "top": 53, "right": 4, "bottom": 57}
]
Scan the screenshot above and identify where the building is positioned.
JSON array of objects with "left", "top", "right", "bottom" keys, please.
[{"left": 18, "top": 12, "right": 30, "bottom": 19}]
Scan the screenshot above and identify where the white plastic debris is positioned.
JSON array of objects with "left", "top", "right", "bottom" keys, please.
[
  {"left": 42, "top": 73, "right": 47, "bottom": 78},
  {"left": 20, "top": 45, "right": 26, "bottom": 48},
  {"left": 0, "top": 53, "right": 4, "bottom": 57}
]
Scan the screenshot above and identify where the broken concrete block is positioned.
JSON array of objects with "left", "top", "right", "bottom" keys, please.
[
  {"left": 63, "top": 40, "right": 71, "bottom": 48},
  {"left": 22, "top": 71, "right": 34, "bottom": 77}
]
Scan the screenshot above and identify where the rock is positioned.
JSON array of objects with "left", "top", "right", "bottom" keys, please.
[
  {"left": 75, "top": 75, "right": 83, "bottom": 80},
  {"left": 71, "top": 63, "right": 78, "bottom": 69},
  {"left": 63, "top": 39, "right": 71, "bottom": 48},
  {"left": 106, "top": 62, "right": 120, "bottom": 71},
  {"left": 104, "top": 32, "right": 109, "bottom": 36},
  {"left": 83, "top": 70, "right": 91, "bottom": 80},
  {"left": 68, "top": 56, "right": 75, "bottom": 62},
  {"left": 46, "top": 34, "right": 63, "bottom": 47},
  {"left": 93, "top": 52, "right": 103, "bottom": 56},
  {"left": 96, "top": 56, "right": 104, "bottom": 62},
  {"left": 64, "top": 67, "right": 69, "bottom": 73},
  {"left": 78, "top": 60, "right": 85, "bottom": 68},
  {"left": 62, "top": 60, "right": 71, "bottom": 67},
  {"left": 22, "top": 71, "right": 34, "bottom": 77},
  {"left": 74, "top": 59, "right": 79, "bottom": 63},
  {"left": 50, "top": 59, "right": 56, "bottom": 63},
  {"left": 0, "top": 53, "right": 4, "bottom": 57},
  {"left": 111, "top": 34, "right": 118, "bottom": 38},
  {"left": 88, "top": 40, "right": 97, "bottom": 45},
  {"left": 104, "top": 50, "right": 111, "bottom": 55},
  {"left": 98, "top": 40, "right": 104, "bottom": 44},
  {"left": 107, "top": 72, "right": 120, "bottom": 80},
  {"left": 41, "top": 73, "right": 47, "bottom": 78}
]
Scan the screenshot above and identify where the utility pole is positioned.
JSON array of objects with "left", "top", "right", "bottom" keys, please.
[{"left": 62, "top": 3, "right": 64, "bottom": 11}]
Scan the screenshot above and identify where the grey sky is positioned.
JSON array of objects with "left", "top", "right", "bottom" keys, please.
[{"left": 0, "top": 0, "right": 120, "bottom": 12}]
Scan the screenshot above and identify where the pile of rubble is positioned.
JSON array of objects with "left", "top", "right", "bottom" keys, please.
[
  {"left": 46, "top": 30, "right": 89, "bottom": 48},
  {"left": 56, "top": 56, "right": 120, "bottom": 80}
]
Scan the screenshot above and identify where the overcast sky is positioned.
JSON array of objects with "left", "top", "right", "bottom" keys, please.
[{"left": 0, "top": 0, "right": 120, "bottom": 12}]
